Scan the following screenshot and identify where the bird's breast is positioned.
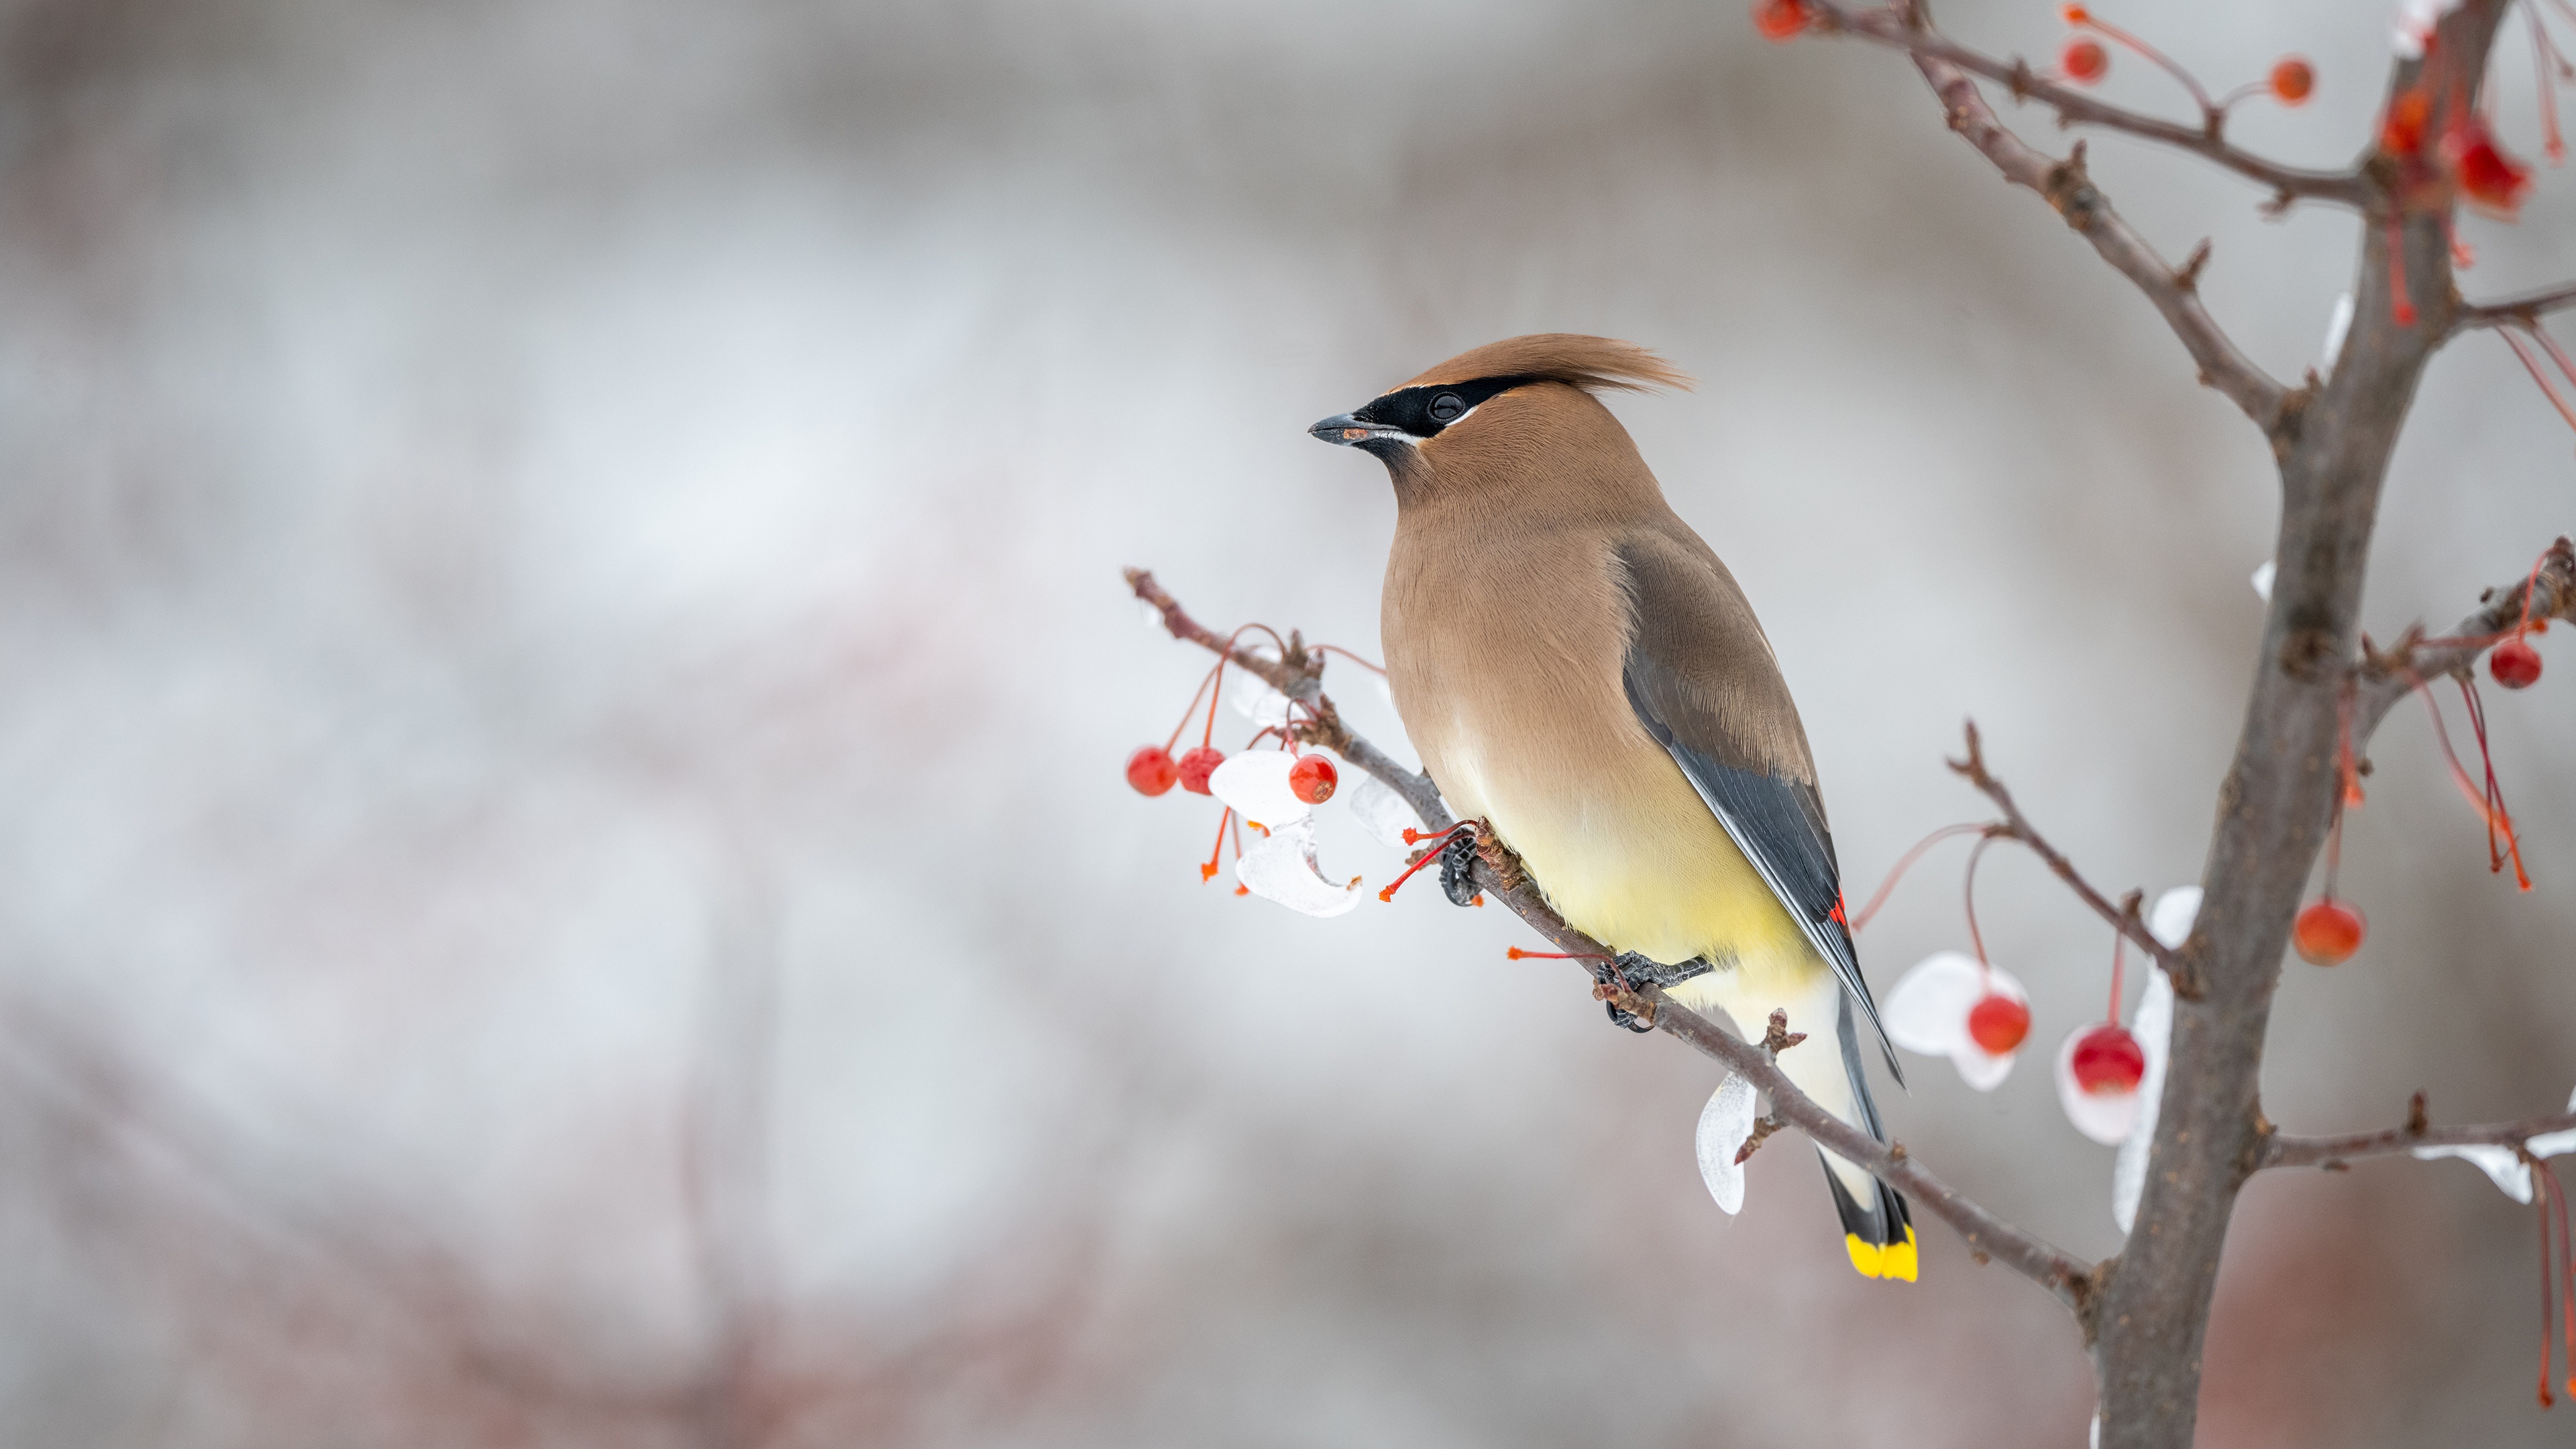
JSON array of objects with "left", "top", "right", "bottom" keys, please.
[{"left": 1383, "top": 531, "right": 1803, "bottom": 975}]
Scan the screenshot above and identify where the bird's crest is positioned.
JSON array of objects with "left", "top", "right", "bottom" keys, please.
[{"left": 1398, "top": 334, "right": 1694, "bottom": 394}]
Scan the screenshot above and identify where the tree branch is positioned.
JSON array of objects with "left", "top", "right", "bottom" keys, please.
[
  {"left": 1865, "top": 32, "right": 2291, "bottom": 433},
  {"left": 1127, "top": 568, "right": 2096, "bottom": 1316},
  {"left": 2453, "top": 281, "right": 2576, "bottom": 333},
  {"left": 1810, "top": 4, "right": 2371, "bottom": 208},
  {"left": 1947, "top": 722, "right": 2194, "bottom": 995},
  {"left": 2352, "top": 536, "right": 2576, "bottom": 742},
  {"left": 2265, "top": 1095, "right": 2576, "bottom": 1169}
]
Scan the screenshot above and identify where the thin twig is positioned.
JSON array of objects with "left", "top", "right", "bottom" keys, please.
[
  {"left": 1947, "top": 722, "right": 2193, "bottom": 994},
  {"left": 2454, "top": 280, "right": 2576, "bottom": 333},
  {"left": 2353, "top": 537, "right": 2576, "bottom": 741},
  {"left": 1809, "top": 3, "right": 2370, "bottom": 209},
  {"left": 1127, "top": 568, "right": 2096, "bottom": 1315},
  {"left": 2266, "top": 1104, "right": 2576, "bottom": 1169},
  {"left": 1884, "top": 40, "right": 2291, "bottom": 433}
]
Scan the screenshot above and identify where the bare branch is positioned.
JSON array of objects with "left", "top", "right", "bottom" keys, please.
[
  {"left": 2453, "top": 281, "right": 2576, "bottom": 333},
  {"left": 1948, "top": 722, "right": 2194, "bottom": 994},
  {"left": 2265, "top": 1099, "right": 2576, "bottom": 1170},
  {"left": 1873, "top": 40, "right": 2290, "bottom": 433},
  {"left": 1127, "top": 570, "right": 2096, "bottom": 1316},
  {"left": 1810, "top": 3, "right": 2370, "bottom": 208},
  {"left": 2353, "top": 537, "right": 2576, "bottom": 742}
]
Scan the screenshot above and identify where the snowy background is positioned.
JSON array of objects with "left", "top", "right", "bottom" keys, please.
[{"left": 1, "top": 0, "right": 2571, "bottom": 1443}]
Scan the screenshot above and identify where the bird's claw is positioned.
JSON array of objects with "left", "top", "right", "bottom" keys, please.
[{"left": 1437, "top": 828, "right": 1481, "bottom": 907}]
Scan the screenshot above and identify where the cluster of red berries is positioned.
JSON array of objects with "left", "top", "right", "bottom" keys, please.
[{"left": 1128, "top": 741, "right": 1336, "bottom": 804}]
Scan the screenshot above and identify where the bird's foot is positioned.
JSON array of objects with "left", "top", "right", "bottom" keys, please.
[
  {"left": 1593, "top": 953, "right": 1662, "bottom": 1032},
  {"left": 1437, "top": 827, "right": 1483, "bottom": 908},
  {"left": 1591, "top": 952, "right": 1716, "bottom": 1033}
]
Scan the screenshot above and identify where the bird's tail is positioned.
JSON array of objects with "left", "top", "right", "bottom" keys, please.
[{"left": 1823, "top": 983, "right": 1915, "bottom": 1281}]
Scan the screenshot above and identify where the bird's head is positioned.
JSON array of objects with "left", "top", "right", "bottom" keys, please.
[{"left": 1307, "top": 334, "right": 1693, "bottom": 494}]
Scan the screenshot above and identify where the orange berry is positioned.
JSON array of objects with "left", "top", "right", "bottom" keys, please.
[
  {"left": 2269, "top": 58, "right": 2313, "bottom": 104},
  {"left": 2061, "top": 37, "right": 2109, "bottom": 85},
  {"left": 1126, "top": 746, "right": 1179, "bottom": 796},
  {"left": 1287, "top": 754, "right": 1338, "bottom": 804},
  {"left": 1967, "top": 994, "right": 2032, "bottom": 1055},
  {"left": 2292, "top": 898, "right": 2365, "bottom": 966},
  {"left": 1752, "top": 0, "right": 1809, "bottom": 41}
]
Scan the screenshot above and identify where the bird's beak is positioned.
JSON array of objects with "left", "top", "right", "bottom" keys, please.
[{"left": 1308, "top": 413, "right": 1403, "bottom": 447}]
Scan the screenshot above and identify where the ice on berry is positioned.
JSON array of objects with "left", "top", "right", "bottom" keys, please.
[
  {"left": 2055, "top": 1027, "right": 2143, "bottom": 1146},
  {"left": 1344, "top": 771, "right": 1420, "bottom": 847},
  {"left": 1234, "top": 819, "right": 1362, "bottom": 918},
  {"left": 1230, "top": 665, "right": 1293, "bottom": 729},
  {"left": 1208, "top": 750, "right": 1310, "bottom": 826},
  {"left": 1883, "top": 951, "right": 2028, "bottom": 1091},
  {"left": 1695, "top": 1071, "right": 1758, "bottom": 1216}
]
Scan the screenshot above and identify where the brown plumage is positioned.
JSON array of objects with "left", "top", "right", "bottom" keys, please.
[{"left": 1309, "top": 334, "right": 1915, "bottom": 1281}]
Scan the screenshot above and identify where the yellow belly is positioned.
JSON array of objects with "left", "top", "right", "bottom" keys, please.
[{"left": 1439, "top": 731, "right": 1815, "bottom": 1001}]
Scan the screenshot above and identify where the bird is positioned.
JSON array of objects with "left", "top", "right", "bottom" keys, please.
[{"left": 1308, "top": 334, "right": 1914, "bottom": 1281}]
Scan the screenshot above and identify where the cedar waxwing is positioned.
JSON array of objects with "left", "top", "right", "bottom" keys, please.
[{"left": 1310, "top": 335, "right": 1915, "bottom": 1281}]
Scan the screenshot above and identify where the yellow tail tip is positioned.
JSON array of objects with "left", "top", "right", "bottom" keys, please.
[{"left": 1845, "top": 1225, "right": 1919, "bottom": 1282}]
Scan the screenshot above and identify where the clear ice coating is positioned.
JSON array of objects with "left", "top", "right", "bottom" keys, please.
[
  {"left": 1695, "top": 1072, "right": 1758, "bottom": 1215},
  {"left": 2055, "top": 1028, "right": 2143, "bottom": 1146},
  {"left": 1208, "top": 751, "right": 1309, "bottom": 826},
  {"left": 1234, "top": 820, "right": 1362, "bottom": 918},
  {"left": 1343, "top": 771, "right": 1420, "bottom": 847},
  {"left": 1882, "top": 951, "right": 2025, "bottom": 1091},
  {"left": 2112, "top": 967, "right": 2176, "bottom": 1232},
  {"left": 1230, "top": 665, "right": 1292, "bottom": 730}
]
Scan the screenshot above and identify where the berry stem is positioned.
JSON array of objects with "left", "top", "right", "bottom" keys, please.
[
  {"left": 1963, "top": 833, "right": 1998, "bottom": 988},
  {"left": 1378, "top": 823, "right": 1470, "bottom": 904},
  {"left": 1201, "top": 806, "right": 1234, "bottom": 883},
  {"left": 2106, "top": 929, "right": 2127, "bottom": 1025},
  {"left": 2410, "top": 674, "right": 2531, "bottom": 890},
  {"left": 1504, "top": 947, "right": 1611, "bottom": 961},
  {"left": 2555, "top": 1160, "right": 2576, "bottom": 1398},
  {"left": 2387, "top": 214, "right": 2417, "bottom": 329},
  {"left": 1313, "top": 643, "right": 1389, "bottom": 676},
  {"left": 2502, "top": 328, "right": 2576, "bottom": 435},
  {"left": 2540, "top": 1166, "right": 2561, "bottom": 1407},
  {"left": 2534, "top": 5, "right": 2568, "bottom": 163},
  {"left": 1163, "top": 659, "right": 1224, "bottom": 753},
  {"left": 1849, "top": 821, "right": 1993, "bottom": 933},
  {"left": 2068, "top": 6, "right": 2216, "bottom": 115}
]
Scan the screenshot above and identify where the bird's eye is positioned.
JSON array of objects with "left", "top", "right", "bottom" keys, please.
[{"left": 1427, "top": 392, "right": 1466, "bottom": 425}]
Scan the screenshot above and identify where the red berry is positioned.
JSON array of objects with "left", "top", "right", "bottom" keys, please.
[
  {"left": 2069, "top": 1024, "right": 2145, "bottom": 1095},
  {"left": 2060, "top": 37, "right": 2108, "bottom": 85},
  {"left": 2491, "top": 636, "right": 2542, "bottom": 690},
  {"left": 1126, "top": 745, "right": 1179, "bottom": 796},
  {"left": 2269, "top": 57, "right": 2314, "bottom": 105},
  {"left": 1967, "top": 993, "right": 2032, "bottom": 1055},
  {"left": 1176, "top": 746, "right": 1226, "bottom": 795},
  {"left": 1288, "top": 754, "right": 1338, "bottom": 804},
  {"left": 1751, "top": 0, "right": 1808, "bottom": 41},
  {"left": 2293, "top": 898, "right": 2365, "bottom": 966}
]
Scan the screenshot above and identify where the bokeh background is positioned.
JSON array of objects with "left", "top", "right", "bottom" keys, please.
[{"left": 2, "top": 0, "right": 2573, "bottom": 1443}]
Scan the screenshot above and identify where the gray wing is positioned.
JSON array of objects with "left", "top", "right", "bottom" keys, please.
[{"left": 1615, "top": 533, "right": 1901, "bottom": 1080}]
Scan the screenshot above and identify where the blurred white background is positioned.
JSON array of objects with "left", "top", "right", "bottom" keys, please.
[{"left": 0, "top": 0, "right": 2571, "bottom": 1443}]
